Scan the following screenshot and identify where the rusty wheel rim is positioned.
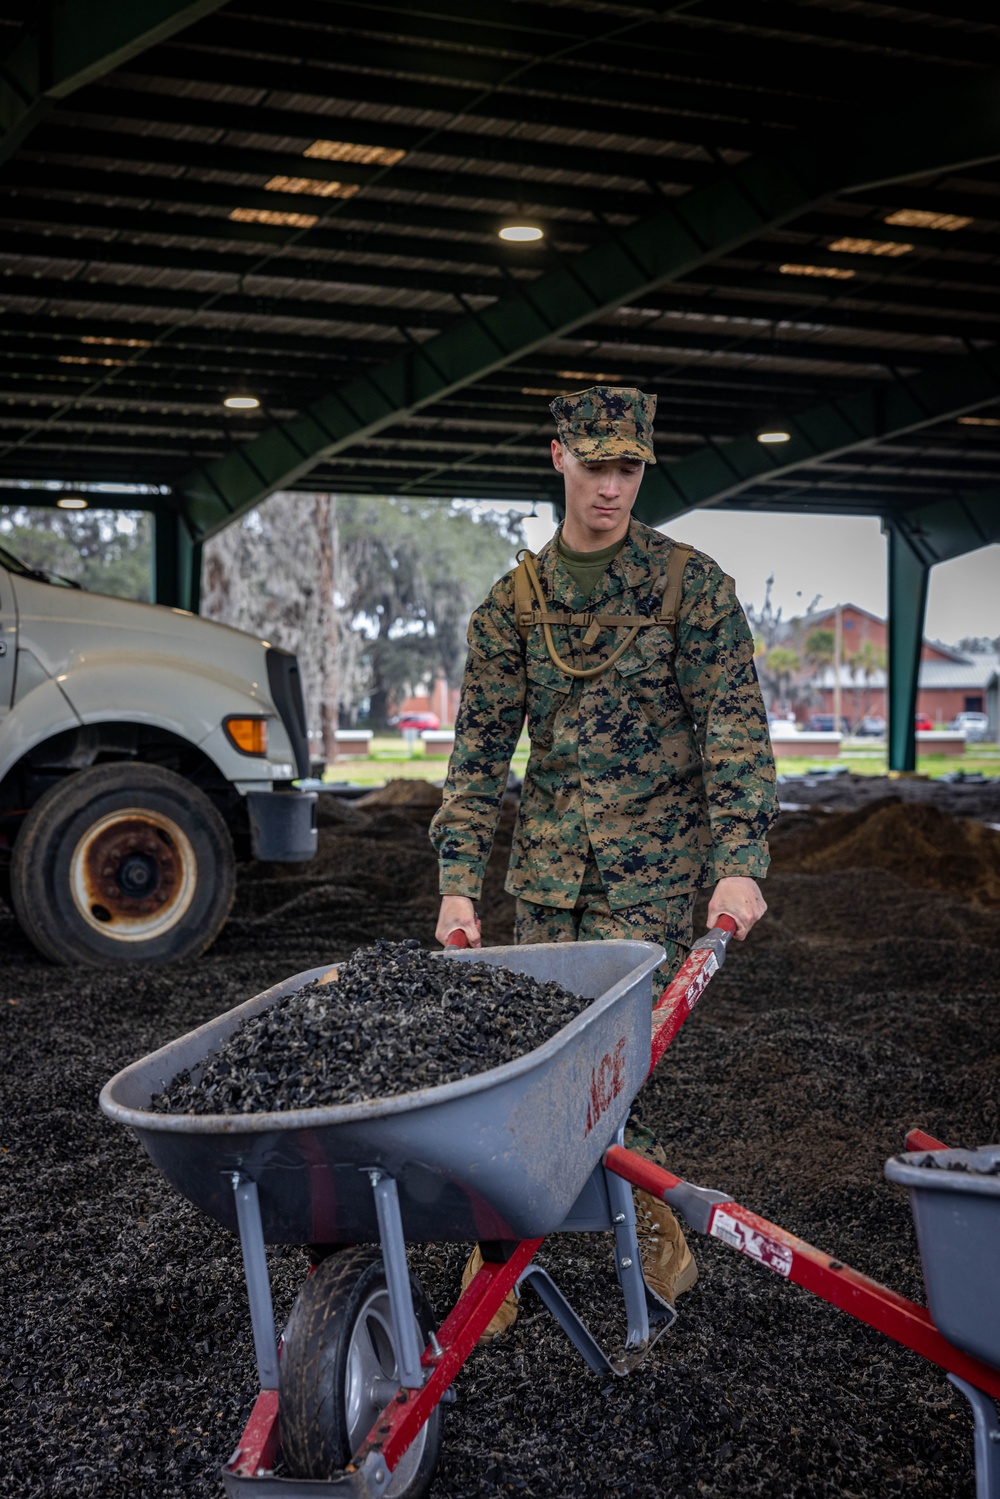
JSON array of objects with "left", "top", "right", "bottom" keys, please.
[{"left": 69, "top": 808, "right": 198, "bottom": 942}]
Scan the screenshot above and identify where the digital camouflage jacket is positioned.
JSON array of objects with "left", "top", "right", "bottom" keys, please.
[{"left": 430, "top": 519, "right": 777, "bottom": 911}]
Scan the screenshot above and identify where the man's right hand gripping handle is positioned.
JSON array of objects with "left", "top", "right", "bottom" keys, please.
[{"left": 436, "top": 895, "right": 482, "bottom": 948}]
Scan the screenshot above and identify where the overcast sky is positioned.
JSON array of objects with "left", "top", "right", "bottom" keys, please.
[{"left": 486, "top": 502, "right": 999, "bottom": 648}]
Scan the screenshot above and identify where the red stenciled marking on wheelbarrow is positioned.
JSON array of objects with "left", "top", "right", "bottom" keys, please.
[
  {"left": 584, "top": 1035, "right": 627, "bottom": 1135},
  {"left": 709, "top": 1205, "right": 793, "bottom": 1277}
]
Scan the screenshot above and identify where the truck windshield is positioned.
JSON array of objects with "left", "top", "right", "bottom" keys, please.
[{"left": 0, "top": 539, "right": 81, "bottom": 587}]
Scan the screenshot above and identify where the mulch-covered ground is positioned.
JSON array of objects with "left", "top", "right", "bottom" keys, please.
[{"left": 2, "top": 779, "right": 999, "bottom": 1498}]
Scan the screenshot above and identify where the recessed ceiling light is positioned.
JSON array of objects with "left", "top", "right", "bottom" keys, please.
[
  {"left": 81, "top": 335, "right": 152, "bottom": 348},
  {"left": 264, "top": 175, "right": 359, "bottom": 200},
  {"left": 58, "top": 355, "right": 129, "bottom": 367},
  {"left": 885, "top": 209, "right": 971, "bottom": 232},
  {"left": 229, "top": 207, "right": 319, "bottom": 229},
  {"left": 56, "top": 494, "right": 88, "bottom": 509},
  {"left": 224, "top": 395, "right": 260, "bottom": 410},
  {"left": 828, "top": 236, "right": 912, "bottom": 257},
  {"left": 757, "top": 430, "right": 791, "bottom": 444},
  {"left": 500, "top": 224, "right": 544, "bottom": 242},
  {"left": 305, "top": 140, "right": 406, "bottom": 167},
  {"left": 779, "top": 263, "right": 855, "bottom": 280},
  {"left": 556, "top": 369, "right": 622, "bottom": 382}
]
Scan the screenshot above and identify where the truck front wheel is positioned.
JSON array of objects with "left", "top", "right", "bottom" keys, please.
[{"left": 11, "top": 764, "right": 236, "bottom": 965}]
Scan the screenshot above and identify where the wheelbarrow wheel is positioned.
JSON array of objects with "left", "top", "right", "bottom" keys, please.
[{"left": 279, "top": 1248, "right": 442, "bottom": 1496}]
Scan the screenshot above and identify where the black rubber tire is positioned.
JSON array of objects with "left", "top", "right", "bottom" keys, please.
[
  {"left": 10, "top": 763, "right": 235, "bottom": 966},
  {"left": 279, "top": 1249, "right": 443, "bottom": 1495}
]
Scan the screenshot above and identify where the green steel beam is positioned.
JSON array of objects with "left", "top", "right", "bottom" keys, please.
[
  {"left": 0, "top": 0, "right": 227, "bottom": 165},
  {"left": 152, "top": 510, "right": 201, "bottom": 612},
  {"left": 632, "top": 346, "right": 1000, "bottom": 527},
  {"left": 886, "top": 527, "right": 931, "bottom": 775},
  {"left": 172, "top": 69, "right": 1000, "bottom": 538},
  {"left": 883, "top": 487, "right": 1000, "bottom": 772}
]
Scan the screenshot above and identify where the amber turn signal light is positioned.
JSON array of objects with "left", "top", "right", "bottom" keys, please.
[{"left": 224, "top": 717, "right": 268, "bottom": 755}]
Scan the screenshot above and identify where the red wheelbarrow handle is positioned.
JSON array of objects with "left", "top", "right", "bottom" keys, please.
[
  {"left": 649, "top": 915, "right": 737, "bottom": 1072},
  {"left": 604, "top": 1144, "right": 1000, "bottom": 1403},
  {"left": 444, "top": 930, "right": 470, "bottom": 948}
]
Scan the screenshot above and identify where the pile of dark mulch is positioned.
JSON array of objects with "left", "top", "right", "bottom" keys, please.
[
  {"left": 2, "top": 781, "right": 999, "bottom": 1498},
  {"left": 769, "top": 796, "right": 1000, "bottom": 906},
  {"left": 776, "top": 769, "right": 1000, "bottom": 823},
  {"left": 153, "top": 939, "right": 587, "bottom": 1115}
]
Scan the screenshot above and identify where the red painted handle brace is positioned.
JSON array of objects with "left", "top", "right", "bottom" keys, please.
[
  {"left": 904, "top": 1128, "right": 947, "bottom": 1152},
  {"left": 604, "top": 1145, "right": 1000, "bottom": 1402}
]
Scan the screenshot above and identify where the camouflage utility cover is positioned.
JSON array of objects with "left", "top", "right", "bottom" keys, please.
[
  {"left": 430, "top": 519, "right": 778, "bottom": 911},
  {"left": 550, "top": 386, "right": 657, "bottom": 465}
]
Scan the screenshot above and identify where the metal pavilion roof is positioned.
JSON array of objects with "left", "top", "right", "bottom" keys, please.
[{"left": 1, "top": 0, "right": 999, "bottom": 541}]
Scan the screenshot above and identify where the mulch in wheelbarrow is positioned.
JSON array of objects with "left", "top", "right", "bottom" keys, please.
[
  {"left": 152, "top": 938, "right": 590, "bottom": 1114},
  {"left": 1, "top": 787, "right": 999, "bottom": 1498}
]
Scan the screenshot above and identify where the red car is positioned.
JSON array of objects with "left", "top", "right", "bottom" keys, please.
[
  {"left": 392, "top": 711, "right": 440, "bottom": 731},
  {"left": 914, "top": 714, "right": 933, "bottom": 731}
]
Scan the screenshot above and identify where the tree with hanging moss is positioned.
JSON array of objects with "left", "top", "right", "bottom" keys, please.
[
  {"left": 202, "top": 493, "right": 522, "bottom": 754},
  {"left": 0, "top": 505, "right": 152, "bottom": 600}
]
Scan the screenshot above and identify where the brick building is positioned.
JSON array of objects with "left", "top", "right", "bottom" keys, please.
[{"left": 800, "top": 606, "right": 998, "bottom": 734}]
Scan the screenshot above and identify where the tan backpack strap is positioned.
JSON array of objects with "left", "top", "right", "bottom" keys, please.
[
  {"left": 513, "top": 550, "right": 535, "bottom": 645},
  {"left": 520, "top": 550, "right": 643, "bottom": 680},
  {"left": 659, "top": 542, "right": 693, "bottom": 631}
]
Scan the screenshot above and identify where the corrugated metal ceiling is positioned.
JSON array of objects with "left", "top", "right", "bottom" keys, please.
[{"left": 1, "top": 0, "right": 1000, "bottom": 515}]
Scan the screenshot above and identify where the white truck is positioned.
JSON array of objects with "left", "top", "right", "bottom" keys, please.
[{"left": 0, "top": 540, "right": 316, "bottom": 965}]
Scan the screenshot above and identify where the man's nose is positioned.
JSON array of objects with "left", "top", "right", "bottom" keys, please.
[{"left": 598, "top": 469, "right": 621, "bottom": 497}]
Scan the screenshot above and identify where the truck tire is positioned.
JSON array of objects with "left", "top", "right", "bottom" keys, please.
[{"left": 10, "top": 763, "right": 236, "bottom": 966}]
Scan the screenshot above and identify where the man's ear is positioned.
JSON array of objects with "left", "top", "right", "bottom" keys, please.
[{"left": 551, "top": 438, "right": 566, "bottom": 472}]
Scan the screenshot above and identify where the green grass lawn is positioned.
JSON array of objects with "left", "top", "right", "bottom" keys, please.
[{"left": 323, "top": 736, "right": 1000, "bottom": 788}]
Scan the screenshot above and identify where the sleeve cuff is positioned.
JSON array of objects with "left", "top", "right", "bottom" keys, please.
[
  {"left": 708, "top": 840, "right": 770, "bottom": 882},
  {"left": 439, "top": 871, "right": 485, "bottom": 901}
]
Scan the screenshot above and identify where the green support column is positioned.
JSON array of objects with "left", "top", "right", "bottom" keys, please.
[
  {"left": 885, "top": 523, "right": 930, "bottom": 774},
  {"left": 153, "top": 510, "right": 201, "bottom": 612}
]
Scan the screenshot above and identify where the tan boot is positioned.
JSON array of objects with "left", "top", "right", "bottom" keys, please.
[
  {"left": 633, "top": 1190, "right": 698, "bottom": 1305},
  {"left": 461, "top": 1245, "right": 519, "bottom": 1343}
]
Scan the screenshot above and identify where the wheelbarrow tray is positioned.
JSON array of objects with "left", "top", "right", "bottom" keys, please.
[
  {"left": 884, "top": 1144, "right": 1000, "bottom": 1369},
  {"left": 100, "top": 940, "right": 663, "bottom": 1245}
]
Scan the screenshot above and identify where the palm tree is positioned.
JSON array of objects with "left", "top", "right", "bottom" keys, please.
[
  {"left": 849, "top": 639, "right": 886, "bottom": 724},
  {"left": 761, "top": 645, "right": 801, "bottom": 715}
]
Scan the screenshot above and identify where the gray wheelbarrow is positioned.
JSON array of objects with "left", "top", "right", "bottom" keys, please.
[{"left": 102, "top": 931, "right": 736, "bottom": 1498}]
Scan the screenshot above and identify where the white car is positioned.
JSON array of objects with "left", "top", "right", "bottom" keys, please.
[{"left": 950, "top": 711, "right": 991, "bottom": 742}]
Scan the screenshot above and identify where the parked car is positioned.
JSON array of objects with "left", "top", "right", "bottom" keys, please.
[
  {"left": 949, "top": 711, "right": 990, "bottom": 742},
  {"left": 855, "top": 716, "right": 886, "bottom": 737},
  {"left": 391, "top": 711, "right": 440, "bottom": 731},
  {"left": 914, "top": 714, "right": 934, "bottom": 732},
  {"left": 806, "top": 715, "right": 850, "bottom": 734}
]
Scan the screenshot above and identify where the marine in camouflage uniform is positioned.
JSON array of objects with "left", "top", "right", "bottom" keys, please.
[
  {"left": 431, "top": 386, "right": 777, "bottom": 1336},
  {"left": 431, "top": 389, "right": 777, "bottom": 962}
]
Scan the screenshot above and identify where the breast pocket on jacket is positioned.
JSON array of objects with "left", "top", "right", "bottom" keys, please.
[
  {"left": 525, "top": 647, "right": 572, "bottom": 748},
  {"left": 613, "top": 626, "right": 686, "bottom": 732}
]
